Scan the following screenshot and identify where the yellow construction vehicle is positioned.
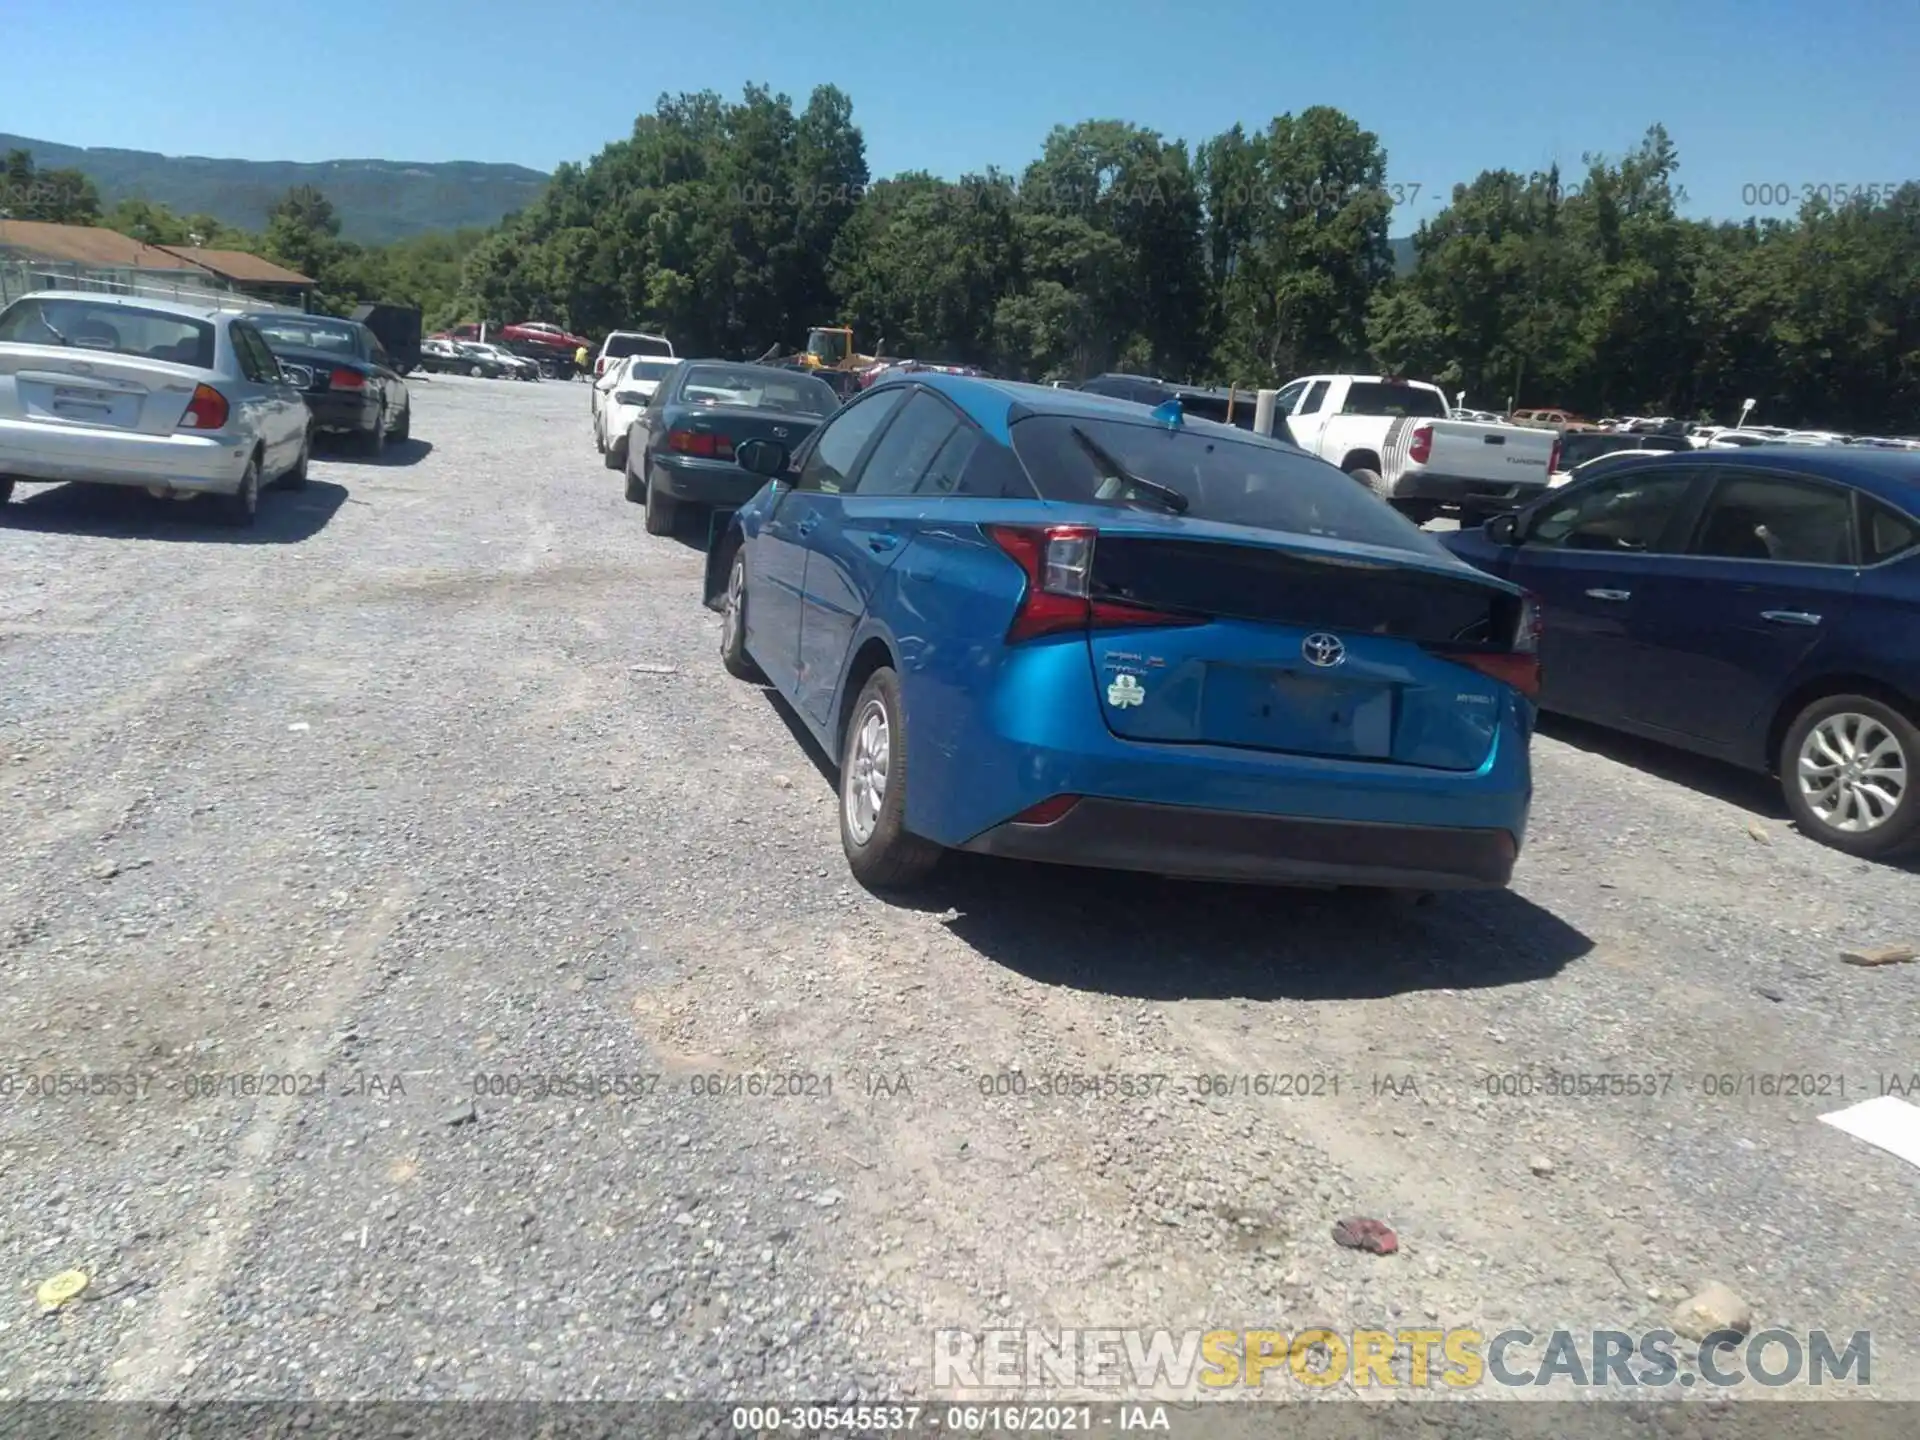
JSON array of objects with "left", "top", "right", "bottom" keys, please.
[{"left": 758, "top": 326, "right": 883, "bottom": 373}]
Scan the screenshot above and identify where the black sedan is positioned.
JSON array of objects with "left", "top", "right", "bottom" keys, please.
[
  {"left": 622, "top": 361, "right": 841, "bottom": 537},
  {"left": 248, "top": 312, "right": 412, "bottom": 454}
]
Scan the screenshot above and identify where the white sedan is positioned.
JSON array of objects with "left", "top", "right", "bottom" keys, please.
[{"left": 595, "top": 356, "right": 679, "bottom": 463}]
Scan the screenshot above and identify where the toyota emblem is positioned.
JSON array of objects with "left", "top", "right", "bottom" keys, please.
[{"left": 1301, "top": 632, "right": 1346, "bottom": 667}]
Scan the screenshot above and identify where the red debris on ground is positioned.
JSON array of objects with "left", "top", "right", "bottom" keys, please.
[{"left": 1331, "top": 1217, "right": 1398, "bottom": 1254}]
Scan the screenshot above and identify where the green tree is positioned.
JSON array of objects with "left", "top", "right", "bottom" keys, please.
[{"left": 0, "top": 148, "right": 103, "bottom": 224}]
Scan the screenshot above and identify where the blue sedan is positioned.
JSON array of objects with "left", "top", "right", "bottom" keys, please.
[
  {"left": 1443, "top": 448, "right": 1920, "bottom": 858},
  {"left": 704, "top": 375, "right": 1541, "bottom": 892}
]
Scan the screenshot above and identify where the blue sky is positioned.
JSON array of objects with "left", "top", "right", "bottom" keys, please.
[{"left": 4, "top": 0, "right": 1915, "bottom": 231}]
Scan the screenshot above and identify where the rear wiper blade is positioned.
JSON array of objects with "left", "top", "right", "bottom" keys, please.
[
  {"left": 1070, "top": 426, "right": 1188, "bottom": 514},
  {"left": 35, "top": 313, "right": 69, "bottom": 345}
]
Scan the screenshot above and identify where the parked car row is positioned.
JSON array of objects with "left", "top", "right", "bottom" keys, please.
[
  {"left": 0, "top": 289, "right": 412, "bottom": 526},
  {"left": 584, "top": 359, "right": 1920, "bottom": 877}
]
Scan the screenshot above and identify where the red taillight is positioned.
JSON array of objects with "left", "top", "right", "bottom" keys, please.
[
  {"left": 1440, "top": 593, "right": 1542, "bottom": 698},
  {"left": 1409, "top": 424, "right": 1433, "bottom": 464},
  {"left": 1548, "top": 436, "right": 1563, "bottom": 473},
  {"left": 329, "top": 368, "right": 365, "bottom": 390},
  {"left": 1010, "top": 794, "right": 1082, "bottom": 826},
  {"left": 596, "top": 357, "right": 609, "bottom": 375},
  {"left": 178, "top": 383, "right": 228, "bottom": 430},
  {"left": 667, "top": 429, "right": 734, "bottom": 459},
  {"left": 985, "top": 524, "right": 1206, "bottom": 643}
]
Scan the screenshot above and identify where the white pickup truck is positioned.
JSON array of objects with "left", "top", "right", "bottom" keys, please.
[{"left": 1249, "top": 375, "right": 1559, "bottom": 523}]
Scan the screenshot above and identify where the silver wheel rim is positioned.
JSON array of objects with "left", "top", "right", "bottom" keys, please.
[
  {"left": 1798, "top": 711, "right": 1908, "bottom": 834},
  {"left": 722, "top": 555, "right": 745, "bottom": 655},
  {"left": 843, "top": 698, "right": 889, "bottom": 846}
]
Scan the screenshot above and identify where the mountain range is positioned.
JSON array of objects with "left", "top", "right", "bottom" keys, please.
[
  {"left": 0, "top": 133, "right": 550, "bottom": 245},
  {"left": 6, "top": 133, "right": 1422, "bottom": 268}
]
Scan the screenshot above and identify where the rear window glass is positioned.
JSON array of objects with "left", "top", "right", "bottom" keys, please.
[
  {"left": 626, "top": 357, "right": 678, "bottom": 382},
  {"left": 1339, "top": 383, "right": 1448, "bottom": 418},
  {"left": 605, "top": 334, "right": 672, "bottom": 360},
  {"left": 1862, "top": 498, "right": 1920, "bottom": 563},
  {"left": 0, "top": 297, "right": 215, "bottom": 369},
  {"left": 680, "top": 365, "right": 837, "bottom": 416},
  {"left": 252, "top": 316, "right": 362, "bottom": 356},
  {"left": 1009, "top": 414, "right": 1442, "bottom": 554},
  {"left": 1558, "top": 433, "right": 1644, "bottom": 469}
]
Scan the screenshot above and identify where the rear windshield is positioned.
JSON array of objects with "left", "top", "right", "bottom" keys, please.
[
  {"left": 626, "top": 357, "right": 678, "bottom": 382},
  {"left": 679, "top": 365, "right": 837, "bottom": 416},
  {"left": 252, "top": 316, "right": 362, "bottom": 357},
  {"left": 1339, "top": 383, "right": 1449, "bottom": 418},
  {"left": 0, "top": 296, "right": 215, "bottom": 369},
  {"left": 1172, "top": 392, "right": 1258, "bottom": 431},
  {"left": 605, "top": 334, "right": 672, "bottom": 360},
  {"left": 1010, "top": 414, "right": 1443, "bottom": 554},
  {"left": 1558, "top": 433, "right": 1646, "bottom": 469}
]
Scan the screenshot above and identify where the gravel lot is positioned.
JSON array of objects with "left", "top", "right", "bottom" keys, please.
[{"left": 1, "top": 373, "right": 1915, "bottom": 1407}]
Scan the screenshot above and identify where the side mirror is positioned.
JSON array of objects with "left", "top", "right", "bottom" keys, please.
[
  {"left": 1485, "top": 511, "right": 1521, "bottom": 545},
  {"left": 735, "top": 437, "right": 790, "bottom": 478}
]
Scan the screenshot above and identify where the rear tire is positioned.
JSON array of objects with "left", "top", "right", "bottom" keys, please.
[
  {"left": 1780, "top": 694, "right": 1920, "bottom": 859},
  {"left": 624, "top": 449, "right": 647, "bottom": 505},
  {"left": 214, "top": 457, "right": 261, "bottom": 528},
  {"left": 719, "top": 546, "right": 766, "bottom": 682},
  {"left": 389, "top": 403, "right": 410, "bottom": 443},
  {"left": 604, "top": 438, "right": 626, "bottom": 471},
  {"left": 1348, "top": 467, "right": 1391, "bottom": 501},
  {"left": 643, "top": 485, "right": 678, "bottom": 536},
  {"left": 360, "top": 410, "right": 387, "bottom": 457},
  {"left": 839, "top": 668, "right": 942, "bottom": 890},
  {"left": 0, "top": 478, "right": 15, "bottom": 505}
]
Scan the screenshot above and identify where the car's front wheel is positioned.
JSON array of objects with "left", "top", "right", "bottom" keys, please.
[
  {"left": 0, "top": 478, "right": 14, "bottom": 505},
  {"left": 213, "top": 457, "right": 261, "bottom": 528},
  {"left": 839, "top": 668, "right": 942, "bottom": 889},
  {"left": 279, "top": 429, "right": 312, "bottom": 490},
  {"left": 1781, "top": 694, "right": 1919, "bottom": 858},
  {"left": 719, "top": 546, "right": 765, "bottom": 682}
]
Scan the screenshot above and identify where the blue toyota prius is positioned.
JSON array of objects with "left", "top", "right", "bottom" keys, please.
[{"left": 703, "top": 374, "right": 1541, "bottom": 892}]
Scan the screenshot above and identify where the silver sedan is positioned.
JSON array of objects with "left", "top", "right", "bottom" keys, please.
[{"left": 0, "top": 290, "right": 313, "bottom": 526}]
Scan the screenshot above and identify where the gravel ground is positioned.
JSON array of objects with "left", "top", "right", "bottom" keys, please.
[{"left": 1, "top": 373, "right": 1915, "bottom": 1407}]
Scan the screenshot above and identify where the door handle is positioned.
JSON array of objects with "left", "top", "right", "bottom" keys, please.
[
  {"left": 1760, "top": 610, "right": 1821, "bottom": 626},
  {"left": 866, "top": 533, "right": 900, "bottom": 553},
  {"left": 1584, "top": 588, "right": 1631, "bottom": 601}
]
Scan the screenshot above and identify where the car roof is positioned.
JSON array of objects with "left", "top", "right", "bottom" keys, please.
[
  {"left": 879, "top": 370, "right": 1311, "bottom": 452},
  {"left": 1593, "top": 445, "right": 1920, "bottom": 506}
]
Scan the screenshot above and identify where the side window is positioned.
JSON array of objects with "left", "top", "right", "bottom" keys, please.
[
  {"left": 1862, "top": 497, "right": 1920, "bottom": 564},
  {"left": 1525, "top": 471, "right": 1697, "bottom": 553},
  {"left": 853, "top": 391, "right": 960, "bottom": 495},
  {"left": 796, "top": 389, "right": 907, "bottom": 494},
  {"left": 952, "top": 437, "right": 1037, "bottom": 499},
  {"left": 918, "top": 425, "right": 982, "bottom": 497},
  {"left": 1689, "top": 472, "right": 1855, "bottom": 565},
  {"left": 1299, "top": 380, "right": 1330, "bottom": 415},
  {"left": 232, "top": 325, "right": 275, "bottom": 382},
  {"left": 1271, "top": 380, "right": 1309, "bottom": 414}
]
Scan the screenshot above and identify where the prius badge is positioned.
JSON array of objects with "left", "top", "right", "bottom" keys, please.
[{"left": 1302, "top": 632, "right": 1346, "bottom": 668}]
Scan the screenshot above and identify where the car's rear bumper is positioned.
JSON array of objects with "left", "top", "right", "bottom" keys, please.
[
  {"left": 305, "top": 392, "right": 382, "bottom": 435},
  {"left": 651, "top": 455, "right": 765, "bottom": 508},
  {"left": 899, "top": 639, "right": 1532, "bottom": 884},
  {"left": 0, "top": 416, "right": 249, "bottom": 492},
  {"left": 1391, "top": 469, "right": 1548, "bottom": 508},
  {"left": 961, "top": 798, "right": 1517, "bottom": 889}
]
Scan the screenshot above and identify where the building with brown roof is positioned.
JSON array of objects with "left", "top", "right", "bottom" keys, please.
[
  {"left": 0, "top": 221, "right": 313, "bottom": 309},
  {"left": 155, "top": 247, "right": 315, "bottom": 306}
]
